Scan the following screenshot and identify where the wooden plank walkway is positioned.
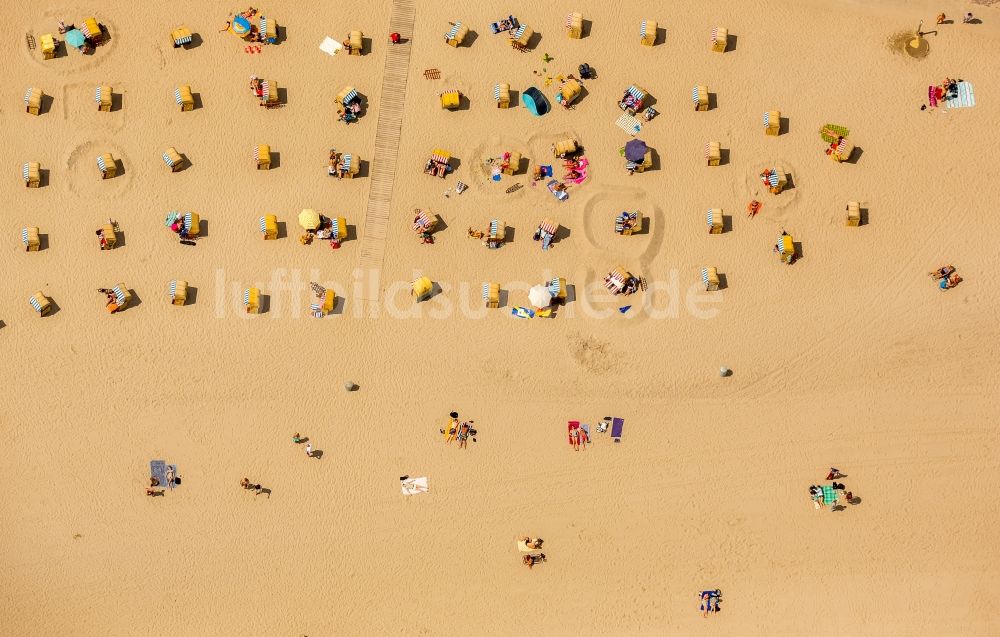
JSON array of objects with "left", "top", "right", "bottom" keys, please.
[{"left": 357, "top": 0, "right": 416, "bottom": 298}]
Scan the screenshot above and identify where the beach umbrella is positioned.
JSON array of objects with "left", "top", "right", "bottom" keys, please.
[
  {"left": 298, "top": 208, "right": 321, "bottom": 230},
  {"left": 163, "top": 211, "right": 181, "bottom": 227},
  {"left": 66, "top": 29, "right": 86, "bottom": 49},
  {"left": 231, "top": 15, "right": 252, "bottom": 37},
  {"left": 624, "top": 139, "right": 648, "bottom": 163},
  {"left": 528, "top": 284, "right": 553, "bottom": 309}
]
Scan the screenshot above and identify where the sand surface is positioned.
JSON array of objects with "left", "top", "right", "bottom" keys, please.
[{"left": 3, "top": 1, "right": 1000, "bottom": 635}]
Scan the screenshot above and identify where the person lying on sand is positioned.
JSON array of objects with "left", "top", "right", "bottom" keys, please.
[
  {"left": 929, "top": 265, "right": 955, "bottom": 280},
  {"left": 940, "top": 273, "right": 962, "bottom": 290},
  {"left": 522, "top": 537, "right": 543, "bottom": 549},
  {"left": 523, "top": 554, "right": 546, "bottom": 569}
]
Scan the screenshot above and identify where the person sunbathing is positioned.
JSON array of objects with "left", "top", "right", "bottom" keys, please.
[
  {"left": 929, "top": 265, "right": 955, "bottom": 279},
  {"left": 522, "top": 537, "right": 543, "bottom": 549},
  {"left": 523, "top": 554, "right": 546, "bottom": 569},
  {"left": 579, "top": 427, "right": 590, "bottom": 445},
  {"left": 941, "top": 273, "right": 962, "bottom": 289},
  {"left": 467, "top": 227, "right": 485, "bottom": 240},
  {"left": 458, "top": 422, "right": 471, "bottom": 449},
  {"left": 747, "top": 200, "right": 762, "bottom": 218},
  {"left": 569, "top": 428, "right": 580, "bottom": 450}
]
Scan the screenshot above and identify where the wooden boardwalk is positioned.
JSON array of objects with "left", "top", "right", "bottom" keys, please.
[{"left": 357, "top": 0, "right": 416, "bottom": 298}]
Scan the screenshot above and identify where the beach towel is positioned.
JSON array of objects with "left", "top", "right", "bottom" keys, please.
[
  {"left": 511, "top": 306, "right": 535, "bottom": 319},
  {"left": 319, "top": 37, "right": 342, "bottom": 56},
  {"left": 567, "top": 420, "right": 580, "bottom": 445},
  {"left": 150, "top": 460, "right": 167, "bottom": 486},
  {"left": 401, "top": 476, "right": 428, "bottom": 495},
  {"left": 580, "top": 424, "right": 591, "bottom": 445},
  {"left": 611, "top": 417, "right": 624, "bottom": 442},
  {"left": 946, "top": 82, "right": 975, "bottom": 109},
  {"left": 615, "top": 113, "right": 642, "bottom": 136},
  {"left": 517, "top": 539, "right": 540, "bottom": 553},
  {"left": 540, "top": 165, "right": 553, "bottom": 177},
  {"left": 619, "top": 306, "right": 631, "bottom": 313},
  {"left": 821, "top": 484, "right": 838, "bottom": 504},
  {"left": 928, "top": 85, "right": 938, "bottom": 108},
  {"left": 567, "top": 157, "right": 589, "bottom": 185}
]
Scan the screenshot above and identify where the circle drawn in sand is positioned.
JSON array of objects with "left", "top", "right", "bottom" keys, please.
[
  {"left": 578, "top": 188, "right": 662, "bottom": 264},
  {"left": 743, "top": 163, "right": 798, "bottom": 213},
  {"left": 24, "top": 13, "right": 117, "bottom": 73},
  {"left": 888, "top": 31, "right": 930, "bottom": 59},
  {"left": 64, "top": 140, "right": 131, "bottom": 198}
]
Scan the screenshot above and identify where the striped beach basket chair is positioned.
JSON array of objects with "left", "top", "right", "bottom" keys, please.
[
  {"left": 705, "top": 142, "right": 721, "bottom": 166},
  {"left": 341, "top": 153, "right": 358, "bottom": 178},
  {"left": 260, "top": 16, "right": 277, "bottom": 44},
  {"left": 244, "top": 287, "right": 260, "bottom": 314},
  {"left": 482, "top": 282, "right": 500, "bottom": 308},
  {"left": 846, "top": 201, "right": 861, "bottom": 227},
  {"left": 169, "top": 280, "right": 188, "bottom": 305},
  {"left": 707, "top": 209, "right": 724, "bottom": 234},
  {"left": 22, "top": 227, "right": 40, "bottom": 251},
  {"left": 97, "top": 153, "right": 117, "bottom": 178},
  {"left": 338, "top": 87, "right": 358, "bottom": 106},
  {"left": 183, "top": 212, "right": 200, "bottom": 237},
  {"left": 100, "top": 222, "right": 117, "bottom": 249},
  {"left": 693, "top": 85, "right": 708, "bottom": 111},
  {"left": 702, "top": 267, "right": 720, "bottom": 291},
  {"left": 711, "top": 27, "right": 728, "bottom": 52},
  {"left": 259, "top": 214, "right": 278, "bottom": 240},
  {"left": 830, "top": 137, "right": 854, "bottom": 163},
  {"left": 175, "top": 85, "right": 194, "bottom": 111},
  {"left": 411, "top": 209, "right": 436, "bottom": 234},
  {"left": 494, "top": 83, "right": 510, "bottom": 108},
  {"left": 310, "top": 289, "right": 335, "bottom": 317},
  {"left": 445, "top": 22, "right": 468, "bottom": 47},
  {"left": 171, "top": 27, "right": 193, "bottom": 48},
  {"left": 25, "top": 87, "right": 43, "bottom": 115},
  {"left": 549, "top": 277, "right": 568, "bottom": 303},
  {"left": 566, "top": 12, "right": 583, "bottom": 39},
  {"left": 255, "top": 144, "right": 271, "bottom": 169},
  {"left": 761, "top": 168, "right": 787, "bottom": 194},
  {"left": 538, "top": 218, "right": 559, "bottom": 249},
  {"left": 23, "top": 162, "right": 40, "bottom": 188},
  {"left": 40, "top": 34, "right": 56, "bottom": 59},
  {"left": 640, "top": 19, "right": 657, "bottom": 46},
  {"left": 29, "top": 291, "right": 52, "bottom": 316},
  {"left": 510, "top": 24, "right": 533, "bottom": 49},
  {"left": 96, "top": 85, "right": 112, "bottom": 111},
  {"left": 487, "top": 219, "right": 505, "bottom": 248},
  {"left": 331, "top": 217, "right": 347, "bottom": 242},
  {"left": 764, "top": 110, "right": 780, "bottom": 136},
  {"left": 81, "top": 18, "right": 102, "bottom": 42},
  {"left": 261, "top": 80, "right": 278, "bottom": 106},
  {"left": 162, "top": 147, "right": 184, "bottom": 171},
  {"left": 776, "top": 234, "right": 795, "bottom": 264},
  {"left": 615, "top": 211, "right": 642, "bottom": 236},
  {"left": 110, "top": 284, "right": 131, "bottom": 312}
]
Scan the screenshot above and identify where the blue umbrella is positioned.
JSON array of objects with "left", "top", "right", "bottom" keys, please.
[
  {"left": 521, "top": 87, "right": 550, "bottom": 116},
  {"left": 66, "top": 29, "right": 86, "bottom": 49},
  {"left": 231, "top": 16, "right": 251, "bottom": 36}
]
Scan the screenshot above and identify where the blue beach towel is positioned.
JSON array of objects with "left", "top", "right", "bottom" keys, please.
[{"left": 946, "top": 82, "right": 975, "bottom": 109}]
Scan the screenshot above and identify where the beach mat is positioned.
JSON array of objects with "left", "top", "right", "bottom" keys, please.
[
  {"left": 615, "top": 113, "right": 642, "bottom": 136},
  {"left": 611, "top": 417, "right": 624, "bottom": 441},
  {"left": 946, "top": 82, "right": 975, "bottom": 109},
  {"left": 150, "top": 460, "right": 167, "bottom": 486}
]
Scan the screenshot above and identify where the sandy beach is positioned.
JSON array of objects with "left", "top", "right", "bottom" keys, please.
[{"left": 3, "top": 0, "right": 1000, "bottom": 635}]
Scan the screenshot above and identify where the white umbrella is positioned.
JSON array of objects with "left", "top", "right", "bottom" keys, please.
[{"left": 528, "top": 284, "right": 553, "bottom": 309}]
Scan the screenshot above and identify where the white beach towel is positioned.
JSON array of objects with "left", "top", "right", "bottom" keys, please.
[
  {"left": 615, "top": 113, "right": 642, "bottom": 136},
  {"left": 319, "top": 37, "right": 343, "bottom": 56},
  {"left": 401, "top": 476, "right": 428, "bottom": 496},
  {"left": 946, "top": 82, "right": 975, "bottom": 109}
]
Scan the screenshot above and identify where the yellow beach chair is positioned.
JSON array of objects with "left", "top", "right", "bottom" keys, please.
[
  {"left": 693, "top": 85, "right": 709, "bottom": 111},
  {"left": 175, "top": 85, "right": 194, "bottom": 111},
  {"left": 509, "top": 25, "right": 533, "bottom": 49},
  {"left": 40, "top": 34, "right": 56, "bottom": 59},
  {"left": 29, "top": 291, "right": 52, "bottom": 316},
  {"left": 110, "top": 284, "right": 132, "bottom": 312},
  {"left": 169, "top": 280, "right": 188, "bottom": 306},
  {"left": 761, "top": 168, "right": 788, "bottom": 194},
  {"left": 501, "top": 151, "right": 521, "bottom": 175},
  {"left": 549, "top": 278, "right": 568, "bottom": 304},
  {"left": 256, "top": 144, "right": 271, "bottom": 170},
  {"left": 777, "top": 234, "right": 795, "bottom": 264},
  {"left": 615, "top": 211, "right": 641, "bottom": 236},
  {"left": 412, "top": 277, "right": 433, "bottom": 301},
  {"left": 494, "top": 83, "right": 510, "bottom": 108},
  {"left": 162, "top": 147, "right": 184, "bottom": 172},
  {"left": 640, "top": 20, "right": 657, "bottom": 46},
  {"left": 707, "top": 209, "right": 724, "bottom": 234},
  {"left": 711, "top": 27, "right": 728, "bottom": 52},
  {"left": 552, "top": 139, "right": 578, "bottom": 158},
  {"left": 96, "top": 85, "right": 112, "bottom": 111},
  {"left": 23, "top": 162, "right": 41, "bottom": 188},
  {"left": 101, "top": 222, "right": 117, "bottom": 249},
  {"left": 322, "top": 290, "right": 336, "bottom": 314},
  {"left": 183, "top": 213, "right": 201, "bottom": 237},
  {"left": 22, "top": 227, "right": 40, "bottom": 251},
  {"left": 81, "top": 18, "right": 102, "bottom": 43},
  {"left": 260, "top": 16, "right": 277, "bottom": 44},
  {"left": 483, "top": 282, "right": 500, "bottom": 308},
  {"left": 566, "top": 13, "right": 583, "bottom": 39},
  {"left": 244, "top": 287, "right": 260, "bottom": 314},
  {"left": 260, "top": 214, "right": 278, "bottom": 240},
  {"left": 830, "top": 138, "right": 854, "bottom": 163},
  {"left": 558, "top": 80, "right": 582, "bottom": 108},
  {"left": 332, "top": 217, "right": 348, "bottom": 242},
  {"left": 261, "top": 80, "right": 279, "bottom": 106},
  {"left": 445, "top": 22, "right": 468, "bottom": 47},
  {"left": 25, "top": 88, "right": 43, "bottom": 115},
  {"left": 171, "top": 27, "right": 193, "bottom": 48},
  {"left": 705, "top": 142, "right": 721, "bottom": 167},
  {"left": 97, "top": 153, "right": 117, "bottom": 179},
  {"left": 702, "top": 267, "right": 720, "bottom": 291},
  {"left": 846, "top": 201, "right": 861, "bottom": 227},
  {"left": 348, "top": 30, "right": 363, "bottom": 55},
  {"left": 340, "top": 154, "right": 359, "bottom": 178},
  {"left": 764, "top": 110, "right": 780, "bottom": 136},
  {"left": 440, "top": 90, "right": 460, "bottom": 110}
]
